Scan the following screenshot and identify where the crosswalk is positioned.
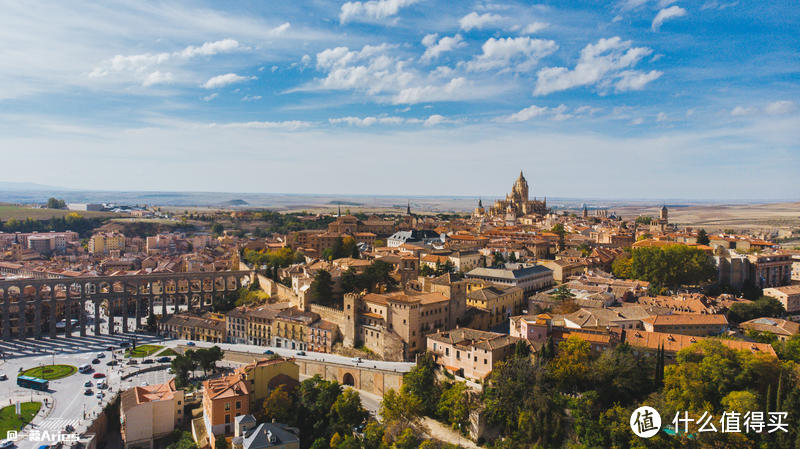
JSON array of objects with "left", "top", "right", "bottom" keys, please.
[{"left": 37, "top": 418, "right": 80, "bottom": 430}]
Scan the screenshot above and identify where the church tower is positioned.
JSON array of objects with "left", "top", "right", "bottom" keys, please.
[
  {"left": 513, "top": 171, "right": 529, "bottom": 202},
  {"left": 660, "top": 205, "right": 668, "bottom": 222}
]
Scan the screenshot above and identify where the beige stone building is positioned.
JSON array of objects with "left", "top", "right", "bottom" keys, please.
[
  {"left": 641, "top": 313, "right": 729, "bottom": 336},
  {"left": 466, "top": 283, "right": 525, "bottom": 328},
  {"left": 121, "top": 378, "right": 185, "bottom": 449},
  {"left": 763, "top": 285, "right": 800, "bottom": 314},
  {"left": 88, "top": 231, "right": 126, "bottom": 255},
  {"left": 427, "top": 327, "right": 522, "bottom": 381}
]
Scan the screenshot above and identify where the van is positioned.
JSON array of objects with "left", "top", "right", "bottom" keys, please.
[{"left": 78, "top": 364, "right": 92, "bottom": 374}]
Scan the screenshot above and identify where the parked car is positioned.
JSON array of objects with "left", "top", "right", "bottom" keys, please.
[
  {"left": 263, "top": 350, "right": 274, "bottom": 355},
  {"left": 106, "top": 360, "right": 118, "bottom": 366},
  {"left": 84, "top": 381, "right": 92, "bottom": 388},
  {"left": 96, "top": 392, "right": 104, "bottom": 399},
  {"left": 91, "top": 358, "right": 100, "bottom": 364},
  {"left": 105, "top": 346, "right": 115, "bottom": 351},
  {"left": 0, "top": 439, "right": 14, "bottom": 449},
  {"left": 119, "top": 342, "right": 130, "bottom": 348},
  {"left": 296, "top": 351, "right": 306, "bottom": 356},
  {"left": 351, "top": 357, "right": 362, "bottom": 363},
  {"left": 0, "top": 373, "right": 7, "bottom": 381},
  {"left": 157, "top": 356, "right": 171, "bottom": 363},
  {"left": 84, "top": 389, "right": 93, "bottom": 396},
  {"left": 142, "top": 359, "right": 154, "bottom": 364},
  {"left": 128, "top": 359, "right": 138, "bottom": 365},
  {"left": 186, "top": 341, "right": 196, "bottom": 346},
  {"left": 92, "top": 373, "right": 106, "bottom": 379},
  {"left": 96, "top": 353, "right": 105, "bottom": 358}
]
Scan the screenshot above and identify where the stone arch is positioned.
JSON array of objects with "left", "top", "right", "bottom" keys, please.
[{"left": 342, "top": 372, "right": 355, "bottom": 386}]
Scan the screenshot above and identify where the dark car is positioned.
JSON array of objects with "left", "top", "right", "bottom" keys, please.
[
  {"left": 156, "top": 356, "right": 171, "bottom": 363},
  {"left": 142, "top": 359, "right": 154, "bottom": 364},
  {"left": 263, "top": 350, "right": 274, "bottom": 355},
  {"left": 91, "top": 358, "right": 100, "bottom": 364},
  {"left": 84, "top": 389, "right": 93, "bottom": 396},
  {"left": 296, "top": 351, "right": 306, "bottom": 356},
  {"left": 105, "top": 346, "right": 115, "bottom": 351},
  {"left": 84, "top": 381, "right": 92, "bottom": 388},
  {"left": 128, "top": 359, "right": 138, "bottom": 365},
  {"left": 186, "top": 341, "right": 196, "bottom": 346},
  {"left": 119, "top": 342, "right": 131, "bottom": 348},
  {"left": 106, "top": 360, "right": 118, "bottom": 366}
]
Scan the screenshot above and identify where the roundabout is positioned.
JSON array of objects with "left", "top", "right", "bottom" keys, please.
[{"left": 18, "top": 364, "right": 77, "bottom": 380}]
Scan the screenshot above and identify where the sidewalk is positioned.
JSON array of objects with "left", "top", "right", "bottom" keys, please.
[{"left": 421, "top": 417, "right": 481, "bottom": 449}]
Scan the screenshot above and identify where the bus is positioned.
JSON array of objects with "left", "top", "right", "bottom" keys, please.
[{"left": 17, "top": 375, "right": 49, "bottom": 391}]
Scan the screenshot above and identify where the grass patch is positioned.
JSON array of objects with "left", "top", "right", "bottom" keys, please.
[
  {"left": 159, "top": 348, "right": 179, "bottom": 356},
  {"left": 0, "top": 402, "right": 42, "bottom": 436},
  {"left": 19, "top": 364, "right": 76, "bottom": 380},
  {"left": 126, "top": 344, "right": 164, "bottom": 358},
  {"left": 0, "top": 204, "right": 117, "bottom": 221}
]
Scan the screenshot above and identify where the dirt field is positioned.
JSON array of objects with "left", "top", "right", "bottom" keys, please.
[
  {"left": 0, "top": 204, "right": 118, "bottom": 221},
  {"left": 614, "top": 202, "right": 800, "bottom": 233}
]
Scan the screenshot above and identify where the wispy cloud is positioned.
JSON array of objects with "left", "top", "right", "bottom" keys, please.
[
  {"left": 421, "top": 34, "right": 466, "bottom": 62},
  {"left": 652, "top": 5, "right": 687, "bottom": 31},
  {"left": 203, "top": 73, "right": 256, "bottom": 89},
  {"left": 339, "top": 0, "right": 419, "bottom": 23},
  {"left": 466, "top": 37, "right": 557, "bottom": 72}
]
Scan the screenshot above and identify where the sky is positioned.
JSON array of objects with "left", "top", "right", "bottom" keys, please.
[{"left": 0, "top": 0, "right": 798, "bottom": 200}]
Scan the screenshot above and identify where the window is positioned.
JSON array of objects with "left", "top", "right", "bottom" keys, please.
[
  {"left": 236, "top": 401, "right": 241, "bottom": 410},
  {"left": 225, "top": 402, "right": 230, "bottom": 411}
]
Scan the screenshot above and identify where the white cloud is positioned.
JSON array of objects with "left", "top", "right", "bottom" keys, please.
[
  {"left": 392, "top": 77, "right": 467, "bottom": 104},
  {"left": 630, "top": 117, "right": 644, "bottom": 125},
  {"left": 551, "top": 104, "right": 572, "bottom": 121},
  {"left": 657, "top": 112, "right": 668, "bottom": 122},
  {"left": 339, "top": 0, "right": 418, "bottom": 23},
  {"left": 203, "top": 73, "right": 255, "bottom": 89},
  {"left": 731, "top": 106, "right": 756, "bottom": 116},
  {"left": 459, "top": 12, "right": 503, "bottom": 31},
  {"left": 466, "top": 37, "right": 557, "bottom": 72},
  {"left": 142, "top": 71, "right": 173, "bottom": 87},
  {"left": 503, "top": 104, "right": 548, "bottom": 122},
  {"left": 614, "top": 70, "right": 662, "bottom": 91},
  {"left": 203, "top": 93, "right": 218, "bottom": 102},
  {"left": 617, "top": 0, "right": 649, "bottom": 11},
  {"left": 521, "top": 22, "right": 549, "bottom": 34},
  {"left": 329, "top": 116, "right": 405, "bottom": 126},
  {"left": 652, "top": 6, "right": 687, "bottom": 31},
  {"left": 179, "top": 38, "right": 240, "bottom": 58},
  {"left": 270, "top": 22, "right": 291, "bottom": 35},
  {"left": 658, "top": 0, "right": 678, "bottom": 7},
  {"left": 421, "top": 34, "right": 466, "bottom": 62},
  {"left": 423, "top": 114, "right": 454, "bottom": 126},
  {"left": 241, "top": 95, "right": 262, "bottom": 101},
  {"left": 534, "top": 37, "right": 657, "bottom": 95},
  {"left": 214, "top": 120, "right": 310, "bottom": 130},
  {"left": 764, "top": 101, "right": 796, "bottom": 115}
]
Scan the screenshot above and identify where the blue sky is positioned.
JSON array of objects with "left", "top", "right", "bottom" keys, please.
[{"left": 0, "top": 0, "right": 798, "bottom": 200}]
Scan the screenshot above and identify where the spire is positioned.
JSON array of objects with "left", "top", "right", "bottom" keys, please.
[
  {"left": 338, "top": 203, "right": 341, "bottom": 216},
  {"left": 478, "top": 197, "right": 483, "bottom": 208},
  {"left": 407, "top": 200, "right": 411, "bottom": 215}
]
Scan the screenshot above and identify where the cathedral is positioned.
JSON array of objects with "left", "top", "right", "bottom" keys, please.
[{"left": 474, "top": 171, "right": 549, "bottom": 218}]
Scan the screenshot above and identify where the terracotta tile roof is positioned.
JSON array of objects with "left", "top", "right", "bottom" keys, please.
[{"left": 643, "top": 313, "right": 728, "bottom": 326}]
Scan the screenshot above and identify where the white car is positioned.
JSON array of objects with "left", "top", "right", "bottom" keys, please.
[
  {"left": 351, "top": 357, "right": 362, "bottom": 363},
  {"left": 0, "top": 439, "right": 14, "bottom": 448}
]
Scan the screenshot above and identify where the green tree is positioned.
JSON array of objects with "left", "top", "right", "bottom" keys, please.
[
  {"left": 437, "top": 381, "right": 472, "bottom": 430},
  {"left": 399, "top": 352, "right": 439, "bottom": 415},
  {"left": 379, "top": 388, "right": 421, "bottom": 425},
  {"left": 262, "top": 385, "right": 294, "bottom": 424},
  {"left": 310, "top": 270, "right": 334, "bottom": 304},
  {"left": 329, "top": 389, "right": 368, "bottom": 437},
  {"left": 696, "top": 228, "right": 710, "bottom": 245},
  {"left": 552, "top": 284, "right": 575, "bottom": 302},
  {"left": 548, "top": 336, "right": 592, "bottom": 393},
  {"left": 727, "top": 295, "right": 785, "bottom": 323},
  {"left": 362, "top": 421, "right": 386, "bottom": 449},
  {"left": 46, "top": 197, "right": 67, "bottom": 209},
  {"left": 171, "top": 353, "right": 197, "bottom": 387},
  {"left": 210, "top": 222, "right": 224, "bottom": 236},
  {"left": 164, "top": 430, "right": 199, "bottom": 449},
  {"left": 391, "top": 428, "right": 419, "bottom": 449},
  {"left": 214, "top": 435, "right": 228, "bottom": 449}
]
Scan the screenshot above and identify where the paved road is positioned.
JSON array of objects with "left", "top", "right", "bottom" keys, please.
[
  {"left": 172, "top": 339, "right": 415, "bottom": 373},
  {"left": 0, "top": 332, "right": 171, "bottom": 449}
]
